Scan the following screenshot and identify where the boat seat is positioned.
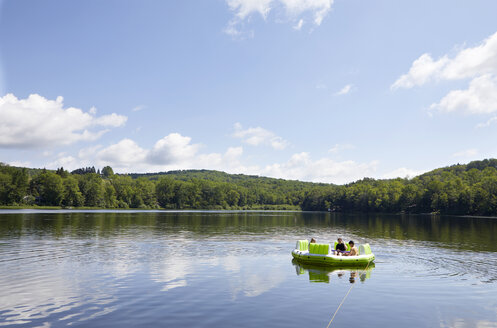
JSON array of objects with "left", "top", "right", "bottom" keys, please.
[
  {"left": 309, "top": 243, "right": 329, "bottom": 255},
  {"left": 296, "top": 240, "right": 309, "bottom": 251},
  {"left": 359, "top": 244, "right": 372, "bottom": 255}
]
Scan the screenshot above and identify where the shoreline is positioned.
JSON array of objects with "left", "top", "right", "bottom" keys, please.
[
  {"left": 0, "top": 204, "right": 301, "bottom": 211},
  {"left": 1, "top": 206, "right": 496, "bottom": 219}
]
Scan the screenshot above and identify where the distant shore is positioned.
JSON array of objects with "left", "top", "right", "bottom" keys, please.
[{"left": 0, "top": 204, "right": 301, "bottom": 211}]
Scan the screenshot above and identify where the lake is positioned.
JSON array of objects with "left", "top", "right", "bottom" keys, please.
[{"left": 0, "top": 210, "right": 496, "bottom": 327}]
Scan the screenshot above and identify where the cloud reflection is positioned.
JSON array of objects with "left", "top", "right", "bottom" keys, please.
[
  {"left": 0, "top": 263, "right": 117, "bottom": 327},
  {"left": 225, "top": 255, "right": 286, "bottom": 299}
]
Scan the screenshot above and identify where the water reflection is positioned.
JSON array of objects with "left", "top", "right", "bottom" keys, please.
[
  {"left": 226, "top": 255, "right": 286, "bottom": 299},
  {"left": 1, "top": 211, "right": 496, "bottom": 253},
  {"left": 0, "top": 260, "right": 118, "bottom": 327},
  {"left": 292, "top": 259, "right": 375, "bottom": 284},
  {"left": 1, "top": 210, "right": 496, "bottom": 327}
]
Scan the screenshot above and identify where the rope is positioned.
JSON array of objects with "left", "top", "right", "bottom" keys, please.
[{"left": 325, "top": 260, "right": 372, "bottom": 328}]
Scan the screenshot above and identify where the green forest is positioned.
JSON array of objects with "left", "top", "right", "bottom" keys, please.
[{"left": 1, "top": 159, "right": 497, "bottom": 215}]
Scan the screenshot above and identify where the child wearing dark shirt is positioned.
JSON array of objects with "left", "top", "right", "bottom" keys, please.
[{"left": 335, "top": 238, "right": 346, "bottom": 253}]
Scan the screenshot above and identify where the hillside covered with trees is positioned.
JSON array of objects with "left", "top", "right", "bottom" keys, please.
[{"left": 1, "top": 159, "right": 497, "bottom": 215}]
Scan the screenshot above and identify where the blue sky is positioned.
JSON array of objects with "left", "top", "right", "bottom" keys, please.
[{"left": 1, "top": 0, "right": 497, "bottom": 184}]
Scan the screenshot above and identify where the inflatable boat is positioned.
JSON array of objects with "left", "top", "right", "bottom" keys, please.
[{"left": 291, "top": 240, "right": 375, "bottom": 266}]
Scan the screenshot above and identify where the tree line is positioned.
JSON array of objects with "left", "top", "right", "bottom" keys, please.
[
  {"left": 1, "top": 159, "right": 497, "bottom": 215},
  {"left": 0, "top": 165, "right": 307, "bottom": 209},
  {"left": 301, "top": 159, "right": 497, "bottom": 215}
]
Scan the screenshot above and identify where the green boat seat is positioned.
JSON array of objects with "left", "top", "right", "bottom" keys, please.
[
  {"left": 308, "top": 243, "right": 315, "bottom": 253},
  {"left": 309, "top": 243, "right": 329, "bottom": 255},
  {"left": 296, "top": 240, "right": 309, "bottom": 251},
  {"left": 359, "top": 243, "right": 372, "bottom": 255}
]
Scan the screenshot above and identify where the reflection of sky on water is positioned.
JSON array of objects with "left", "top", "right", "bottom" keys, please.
[
  {"left": 148, "top": 249, "right": 286, "bottom": 299},
  {"left": 150, "top": 257, "right": 193, "bottom": 292},
  {"left": 224, "top": 255, "right": 286, "bottom": 299},
  {"left": 104, "top": 239, "right": 141, "bottom": 279},
  {"left": 0, "top": 236, "right": 151, "bottom": 326},
  {"left": 222, "top": 255, "right": 241, "bottom": 272},
  {"left": 0, "top": 259, "right": 117, "bottom": 327},
  {"left": 439, "top": 318, "right": 497, "bottom": 328},
  {"left": 1, "top": 212, "right": 497, "bottom": 327}
]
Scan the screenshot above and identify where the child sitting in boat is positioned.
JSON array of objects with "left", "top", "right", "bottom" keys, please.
[
  {"left": 344, "top": 240, "right": 358, "bottom": 256},
  {"left": 335, "top": 238, "right": 346, "bottom": 254}
]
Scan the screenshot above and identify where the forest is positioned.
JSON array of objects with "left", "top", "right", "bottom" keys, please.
[{"left": 1, "top": 159, "right": 497, "bottom": 215}]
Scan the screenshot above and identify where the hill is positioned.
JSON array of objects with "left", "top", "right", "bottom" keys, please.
[
  {"left": 1, "top": 159, "right": 497, "bottom": 215},
  {"left": 302, "top": 159, "right": 497, "bottom": 215}
]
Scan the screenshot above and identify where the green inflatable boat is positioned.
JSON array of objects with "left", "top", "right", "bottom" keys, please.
[{"left": 292, "top": 240, "right": 375, "bottom": 266}]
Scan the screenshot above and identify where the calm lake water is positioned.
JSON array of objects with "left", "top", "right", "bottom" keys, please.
[{"left": 0, "top": 210, "right": 496, "bottom": 328}]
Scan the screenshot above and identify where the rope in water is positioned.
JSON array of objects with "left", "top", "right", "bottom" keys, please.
[{"left": 325, "top": 260, "right": 373, "bottom": 328}]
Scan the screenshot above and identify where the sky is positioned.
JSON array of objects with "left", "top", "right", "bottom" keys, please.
[{"left": 1, "top": 0, "right": 497, "bottom": 184}]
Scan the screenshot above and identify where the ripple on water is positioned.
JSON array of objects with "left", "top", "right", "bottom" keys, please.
[
  {"left": 0, "top": 247, "right": 121, "bottom": 327},
  {"left": 1, "top": 211, "right": 497, "bottom": 328},
  {"left": 373, "top": 238, "right": 497, "bottom": 284}
]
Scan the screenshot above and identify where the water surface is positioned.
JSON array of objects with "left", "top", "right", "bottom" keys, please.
[{"left": 0, "top": 211, "right": 496, "bottom": 327}]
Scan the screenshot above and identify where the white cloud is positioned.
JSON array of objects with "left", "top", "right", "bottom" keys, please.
[
  {"left": 7, "top": 161, "right": 31, "bottom": 168},
  {"left": 225, "top": 0, "right": 333, "bottom": 36},
  {"left": 132, "top": 105, "right": 145, "bottom": 112},
  {"left": 393, "top": 31, "right": 497, "bottom": 89},
  {"left": 452, "top": 148, "right": 478, "bottom": 158},
  {"left": 46, "top": 155, "right": 81, "bottom": 170},
  {"left": 40, "top": 132, "right": 407, "bottom": 184},
  {"left": 261, "top": 152, "right": 378, "bottom": 184},
  {"left": 226, "top": 0, "right": 273, "bottom": 20},
  {"left": 293, "top": 18, "right": 303, "bottom": 30},
  {"left": 78, "top": 145, "right": 103, "bottom": 160},
  {"left": 39, "top": 129, "right": 377, "bottom": 183},
  {"left": 442, "top": 31, "right": 497, "bottom": 80},
  {"left": 393, "top": 30, "right": 497, "bottom": 118},
  {"left": 430, "top": 74, "right": 497, "bottom": 114},
  {"left": 148, "top": 133, "right": 201, "bottom": 165},
  {"left": 328, "top": 143, "right": 354, "bottom": 153},
  {"left": 476, "top": 116, "right": 497, "bottom": 128},
  {"left": 224, "top": 22, "right": 243, "bottom": 38},
  {"left": 382, "top": 167, "right": 423, "bottom": 179},
  {"left": 392, "top": 54, "right": 449, "bottom": 89},
  {"left": 94, "top": 113, "right": 128, "bottom": 127},
  {"left": 98, "top": 139, "right": 148, "bottom": 167},
  {"left": 279, "top": 0, "right": 333, "bottom": 25},
  {"left": 335, "top": 84, "right": 353, "bottom": 95},
  {"left": 55, "top": 133, "right": 250, "bottom": 174},
  {"left": 233, "top": 123, "right": 289, "bottom": 150},
  {"left": 225, "top": 146, "right": 244, "bottom": 159},
  {"left": 0, "top": 93, "right": 127, "bottom": 148}
]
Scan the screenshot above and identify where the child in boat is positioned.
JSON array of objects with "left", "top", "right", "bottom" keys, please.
[
  {"left": 310, "top": 238, "right": 316, "bottom": 243},
  {"left": 335, "top": 238, "right": 346, "bottom": 254},
  {"left": 344, "top": 240, "right": 358, "bottom": 256}
]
